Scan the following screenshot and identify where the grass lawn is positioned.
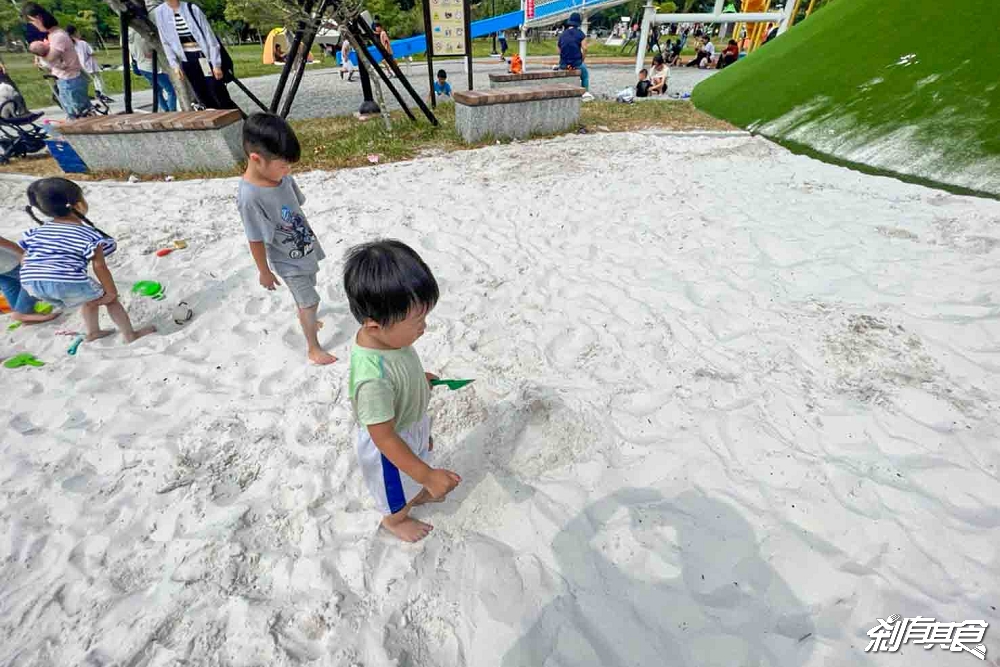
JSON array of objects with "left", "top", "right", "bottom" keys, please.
[
  {"left": 1, "top": 43, "right": 338, "bottom": 111},
  {"left": 0, "top": 100, "right": 733, "bottom": 180},
  {"left": 691, "top": 0, "right": 1000, "bottom": 195},
  {"left": 3, "top": 33, "right": 710, "bottom": 110}
]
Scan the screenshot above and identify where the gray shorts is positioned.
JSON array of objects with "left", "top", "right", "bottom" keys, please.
[{"left": 280, "top": 272, "right": 320, "bottom": 308}]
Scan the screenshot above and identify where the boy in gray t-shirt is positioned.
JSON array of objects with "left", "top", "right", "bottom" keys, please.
[{"left": 237, "top": 113, "right": 336, "bottom": 365}]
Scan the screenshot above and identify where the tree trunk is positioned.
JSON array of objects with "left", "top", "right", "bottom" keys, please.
[{"left": 101, "top": 0, "right": 193, "bottom": 110}]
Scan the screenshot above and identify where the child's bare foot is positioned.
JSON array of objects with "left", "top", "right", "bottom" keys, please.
[
  {"left": 86, "top": 329, "right": 115, "bottom": 342},
  {"left": 124, "top": 325, "right": 156, "bottom": 343},
  {"left": 308, "top": 348, "right": 337, "bottom": 365},
  {"left": 413, "top": 494, "right": 445, "bottom": 506},
  {"left": 12, "top": 312, "right": 59, "bottom": 325},
  {"left": 382, "top": 516, "right": 433, "bottom": 542}
]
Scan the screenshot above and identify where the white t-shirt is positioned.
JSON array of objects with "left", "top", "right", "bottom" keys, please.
[
  {"left": 704, "top": 41, "right": 715, "bottom": 55},
  {"left": 74, "top": 39, "right": 100, "bottom": 74}
]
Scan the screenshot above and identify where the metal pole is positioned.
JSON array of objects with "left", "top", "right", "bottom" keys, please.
[
  {"left": 357, "top": 52, "right": 380, "bottom": 115},
  {"left": 421, "top": 0, "right": 437, "bottom": 108},
  {"left": 352, "top": 27, "right": 414, "bottom": 121},
  {"left": 518, "top": 0, "right": 528, "bottom": 66},
  {"left": 354, "top": 18, "right": 435, "bottom": 123},
  {"left": 463, "top": 0, "right": 473, "bottom": 90},
  {"left": 279, "top": 0, "right": 328, "bottom": 118},
  {"left": 120, "top": 12, "right": 133, "bottom": 113},
  {"left": 492, "top": 0, "right": 497, "bottom": 54},
  {"left": 635, "top": 0, "right": 654, "bottom": 75},
  {"left": 269, "top": 0, "right": 315, "bottom": 113},
  {"left": 151, "top": 49, "right": 159, "bottom": 112}
]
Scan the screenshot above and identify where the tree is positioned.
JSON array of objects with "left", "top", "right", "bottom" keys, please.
[{"left": 225, "top": 0, "right": 293, "bottom": 31}]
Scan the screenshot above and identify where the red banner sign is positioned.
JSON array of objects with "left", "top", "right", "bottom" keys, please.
[{"left": 526, "top": 0, "right": 535, "bottom": 20}]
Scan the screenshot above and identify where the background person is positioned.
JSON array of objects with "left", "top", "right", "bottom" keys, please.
[
  {"left": 717, "top": 39, "right": 739, "bottom": 69},
  {"left": 153, "top": 0, "right": 236, "bottom": 110},
  {"left": 648, "top": 53, "right": 669, "bottom": 95},
  {"left": 558, "top": 13, "right": 593, "bottom": 100},
  {"left": 128, "top": 26, "right": 177, "bottom": 112},
  {"left": 66, "top": 25, "right": 108, "bottom": 102},
  {"left": 23, "top": 4, "right": 89, "bottom": 118}
]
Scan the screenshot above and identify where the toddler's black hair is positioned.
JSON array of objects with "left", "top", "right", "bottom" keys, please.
[
  {"left": 639, "top": 67, "right": 648, "bottom": 75},
  {"left": 242, "top": 112, "right": 301, "bottom": 162},
  {"left": 343, "top": 239, "right": 439, "bottom": 327},
  {"left": 437, "top": 69, "right": 447, "bottom": 79},
  {"left": 65, "top": 24, "right": 78, "bottom": 37},
  {"left": 25, "top": 177, "right": 109, "bottom": 237}
]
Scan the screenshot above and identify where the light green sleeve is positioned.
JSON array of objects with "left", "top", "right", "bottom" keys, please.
[{"left": 355, "top": 379, "right": 395, "bottom": 426}]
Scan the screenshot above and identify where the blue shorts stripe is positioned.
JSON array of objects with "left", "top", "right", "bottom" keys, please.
[{"left": 381, "top": 454, "right": 407, "bottom": 514}]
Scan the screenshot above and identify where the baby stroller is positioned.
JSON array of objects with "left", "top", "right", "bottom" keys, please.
[
  {"left": 0, "top": 100, "right": 48, "bottom": 164},
  {"left": 44, "top": 73, "right": 110, "bottom": 116}
]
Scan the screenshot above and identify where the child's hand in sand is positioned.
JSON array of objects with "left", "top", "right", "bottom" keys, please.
[
  {"left": 425, "top": 371, "right": 439, "bottom": 386},
  {"left": 259, "top": 270, "right": 281, "bottom": 290},
  {"left": 423, "top": 468, "right": 461, "bottom": 498}
]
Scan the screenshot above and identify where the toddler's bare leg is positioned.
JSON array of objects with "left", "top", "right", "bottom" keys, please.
[
  {"left": 298, "top": 304, "right": 336, "bottom": 365},
  {"left": 82, "top": 300, "right": 114, "bottom": 341},
  {"left": 382, "top": 493, "right": 434, "bottom": 542},
  {"left": 106, "top": 299, "right": 155, "bottom": 343},
  {"left": 11, "top": 311, "right": 59, "bottom": 324}
]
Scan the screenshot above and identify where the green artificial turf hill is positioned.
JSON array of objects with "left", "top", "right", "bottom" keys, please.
[{"left": 692, "top": 0, "right": 1000, "bottom": 196}]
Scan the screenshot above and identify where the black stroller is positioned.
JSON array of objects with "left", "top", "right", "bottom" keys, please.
[{"left": 0, "top": 98, "right": 48, "bottom": 164}]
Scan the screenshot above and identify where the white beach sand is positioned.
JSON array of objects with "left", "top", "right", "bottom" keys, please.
[{"left": 1, "top": 132, "right": 999, "bottom": 667}]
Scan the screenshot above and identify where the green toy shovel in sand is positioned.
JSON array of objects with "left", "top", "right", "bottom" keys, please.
[
  {"left": 3, "top": 353, "right": 45, "bottom": 369},
  {"left": 132, "top": 281, "right": 166, "bottom": 300},
  {"left": 431, "top": 378, "right": 475, "bottom": 390}
]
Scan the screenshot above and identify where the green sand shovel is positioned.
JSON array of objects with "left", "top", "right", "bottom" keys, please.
[
  {"left": 431, "top": 378, "right": 475, "bottom": 391},
  {"left": 132, "top": 281, "right": 166, "bottom": 300},
  {"left": 3, "top": 353, "right": 45, "bottom": 369}
]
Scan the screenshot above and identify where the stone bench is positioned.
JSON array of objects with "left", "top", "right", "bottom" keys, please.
[
  {"left": 453, "top": 85, "right": 585, "bottom": 144},
  {"left": 58, "top": 110, "right": 244, "bottom": 175},
  {"left": 488, "top": 70, "right": 581, "bottom": 89}
]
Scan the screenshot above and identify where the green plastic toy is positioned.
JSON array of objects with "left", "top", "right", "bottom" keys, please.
[
  {"left": 431, "top": 378, "right": 475, "bottom": 390},
  {"left": 3, "top": 353, "right": 45, "bottom": 369},
  {"left": 132, "top": 281, "right": 166, "bottom": 300},
  {"left": 7, "top": 320, "right": 22, "bottom": 331},
  {"left": 33, "top": 301, "right": 54, "bottom": 314}
]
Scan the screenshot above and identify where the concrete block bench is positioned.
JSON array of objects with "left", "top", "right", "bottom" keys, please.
[
  {"left": 59, "top": 110, "right": 244, "bottom": 175},
  {"left": 488, "top": 70, "right": 581, "bottom": 89},
  {"left": 453, "top": 84, "right": 585, "bottom": 144}
]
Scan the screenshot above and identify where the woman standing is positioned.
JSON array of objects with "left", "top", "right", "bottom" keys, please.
[
  {"left": 23, "top": 4, "right": 90, "bottom": 118},
  {"left": 153, "top": 0, "right": 235, "bottom": 110}
]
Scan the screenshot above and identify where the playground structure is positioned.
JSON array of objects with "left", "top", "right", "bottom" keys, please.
[{"left": 633, "top": 0, "right": 795, "bottom": 74}]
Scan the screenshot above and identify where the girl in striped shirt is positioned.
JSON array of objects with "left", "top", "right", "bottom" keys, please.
[{"left": 19, "top": 178, "right": 155, "bottom": 344}]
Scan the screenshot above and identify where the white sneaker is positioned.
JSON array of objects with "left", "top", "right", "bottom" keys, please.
[{"left": 582, "top": 92, "right": 595, "bottom": 102}]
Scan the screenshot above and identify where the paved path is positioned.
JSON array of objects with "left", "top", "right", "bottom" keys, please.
[{"left": 38, "top": 60, "right": 716, "bottom": 121}]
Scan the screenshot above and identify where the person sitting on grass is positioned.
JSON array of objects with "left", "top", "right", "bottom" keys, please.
[
  {"left": 432, "top": 69, "right": 452, "bottom": 103},
  {"left": 648, "top": 53, "right": 669, "bottom": 95},
  {"left": 344, "top": 239, "right": 462, "bottom": 542},
  {"left": 686, "top": 35, "right": 715, "bottom": 68},
  {"left": 238, "top": 113, "right": 336, "bottom": 365},
  {"left": 19, "top": 178, "right": 155, "bottom": 343},
  {"left": 717, "top": 39, "right": 739, "bottom": 69},
  {"left": 635, "top": 68, "right": 651, "bottom": 98}
]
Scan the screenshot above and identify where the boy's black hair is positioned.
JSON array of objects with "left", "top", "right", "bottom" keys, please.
[
  {"left": 23, "top": 3, "right": 58, "bottom": 29},
  {"left": 65, "top": 24, "right": 77, "bottom": 37},
  {"left": 25, "top": 177, "right": 110, "bottom": 237},
  {"left": 242, "top": 112, "right": 301, "bottom": 162},
  {"left": 639, "top": 67, "right": 648, "bottom": 75},
  {"left": 729, "top": 39, "right": 738, "bottom": 46},
  {"left": 437, "top": 69, "right": 447, "bottom": 79},
  {"left": 652, "top": 54, "right": 664, "bottom": 65},
  {"left": 343, "top": 239, "right": 439, "bottom": 327}
]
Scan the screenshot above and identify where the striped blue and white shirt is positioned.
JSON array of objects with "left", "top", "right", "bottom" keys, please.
[{"left": 18, "top": 223, "right": 116, "bottom": 284}]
